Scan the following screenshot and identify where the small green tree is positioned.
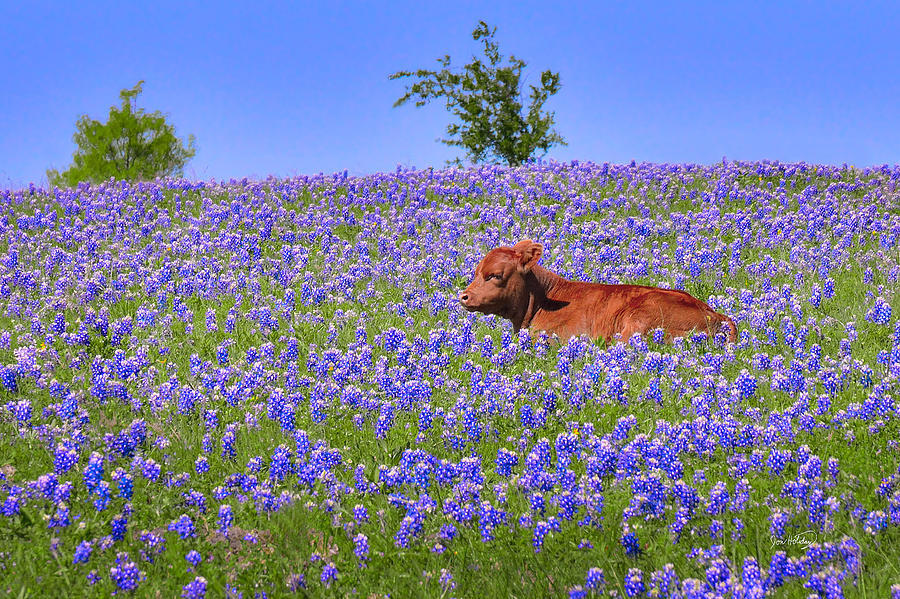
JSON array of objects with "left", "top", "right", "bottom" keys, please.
[
  {"left": 390, "top": 21, "right": 565, "bottom": 167},
  {"left": 47, "top": 81, "right": 196, "bottom": 187}
]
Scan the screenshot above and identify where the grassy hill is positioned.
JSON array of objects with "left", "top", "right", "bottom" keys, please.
[{"left": 2, "top": 160, "right": 900, "bottom": 597}]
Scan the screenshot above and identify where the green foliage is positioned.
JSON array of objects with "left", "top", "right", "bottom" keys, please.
[
  {"left": 390, "top": 21, "right": 566, "bottom": 167},
  {"left": 47, "top": 81, "right": 196, "bottom": 187}
]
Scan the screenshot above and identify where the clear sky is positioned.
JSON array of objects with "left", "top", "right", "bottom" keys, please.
[{"left": 2, "top": 1, "right": 899, "bottom": 189}]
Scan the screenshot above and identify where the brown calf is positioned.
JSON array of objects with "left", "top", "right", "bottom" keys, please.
[{"left": 459, "top": 240, "right": 737, "bottom": 343}]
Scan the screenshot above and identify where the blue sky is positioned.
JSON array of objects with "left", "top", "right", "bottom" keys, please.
[{"left": 2, "top": 1, "right": 898, "bottom": 188}]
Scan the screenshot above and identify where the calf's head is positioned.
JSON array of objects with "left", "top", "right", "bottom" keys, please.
[{"left": 459, "top": 240, "right": 543, "bottom": 315}]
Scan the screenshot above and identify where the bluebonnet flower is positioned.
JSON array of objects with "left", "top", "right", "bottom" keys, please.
[
  {"left": 83, "top": 452, "right": 104, "bottom": 494},
  {"left": 321, "top": 562, "right": 338, "bottom": 587},
  {"left": 185, "top": 489, "right": 208, "bottom": 513},
  {"left": 205, "top": 309, "right": 218, "bottom": 332},
  {"left": 394, "top": 505, "right": 427, "bottom": 548},
  {"left": 51, "top": 312, "right": 66, "bottom": 334},
  {"left": 418, "top": 404, "right": 433, "bottom": 431},
  {"left": 91, "top": 481, "right": 112, "bottom": 511},
  {"left": 649, "top": 564, "right": 679, "bottom": 596},
  {"left": 279, "top": 403, "right": 295, "bottom": 432},
  {"left": 354, "top": 533, "right": 369, "bottom": 567},
  {"left": 215, "top": 341, "right": 230, "bottom": 366},
  {"left": 769, "top": 510, "right": 790, "bottom": 538},
  {"left": 529, "top": 492, "right": 546, "bottom": 514},
  {"left": 246, "top": 346, "right": 260, "bottom": 364},
  {"left": 864, "top": 510, "right": 887, "bottom": 534},
  {"left": 9, "top": 399, "right": 31, "bottom": 424},
  {"left": 109, "top": 553, "right": 144, "bottom": 592},
  {"left": 733, "top": 370, "right": 757, "bottom": 399},
  {"left": 270, "top": 446, "right": 293, "bottom": 481},
  {"left": 0, "top": 367, "right": 17, "bottom": 392},
  {"left": 111, "top": 513, "right": 128, "bottom": 541},
  {"left": 353, "top": 504, "right": 369, "bottom": 523},
  {"left": 375, "top": 404, "right": 395, "bottom": 439},
  {"left": 112, "top": 469, "right": 133, "bottom": 500},
  {"left": 221, "top": 427, "right": 237, "bottom": 459},
  {"left": 110, "top": 317, "right": 133, "bottom": 345},
  {"left": 495, "top": 448, "right": 519, "bottom": 477},
  {"left": 585, "top": 567, "right": 605, "bottom": 590},
  {"left": 201, "top": 433, "right": 214, "bottom": 454},
  {"left": 439, "top": 568, "right": 456, "bottom": 592},
  {"left": 178, "top": 387, "right": 201, "bottom": 415},
  {"left": 58, "top": 391, "right": 79, "bottom": 420},
  {"left": 168, "top": 514, "right": 196, "bottom": 539},
  {"left": 707, "top": 482, "right": 730, "bottom": 515},
  {"left": 766, "top": 449, "right": 791, "bottom": 476},
  {"left": 138, "top": 530, "right": 167, "bottom": 563},
  {"left": 286, "top": 573, "right": 306, "bottom": 592},
  {"left": 48, "top": 504, "right": 71, "bottom": 529},
  {"left": 135, "top": 307, "right": 155, "bottom": 329},
  {"left": 73, "top": 540, "right": 93, "bottom": 564},
  {"left": 623, "top": 568, "right": 645, "bottom": 597},
  {"left": 532, "top": 520, "right": 551, "bottom": 552},
  {"left": 218, "top": 504, "right": 233, "bottom": 534},
  {"left": 809, "top": 284, "right": 823, "bottom": 308},
  {"left": 141, "top": 459, "right": 161, "bottom": 482},
  {"left": 54, "top": 443, "right": 78, "bottom": 475},
  {"left": 182, "top": 576, "right": 207, "bottom": 599},
  {"left": 621, "top": 531, "right": 641, "bottom": 556},
  {"left": 709, "top": 519, "right": 724, "bottom": 539},
  {"left": 36, "top": 473, "right": 58, "bottom": 499},
  {"left": 867, "top": 297, "right": 892, "bottom": 325}
]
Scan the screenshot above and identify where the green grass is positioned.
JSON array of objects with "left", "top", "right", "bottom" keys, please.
[{"left": 2, "top": 162, "right": 900, "bottom": 597}]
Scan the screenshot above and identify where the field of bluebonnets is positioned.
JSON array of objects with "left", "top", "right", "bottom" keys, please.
[{"left": 2, "top": 160, "right": 900, "bottom": 598}]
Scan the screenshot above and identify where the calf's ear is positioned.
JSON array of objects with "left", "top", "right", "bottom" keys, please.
[{"left": 513, "top": 240, "right": 543, "bottom": 273}]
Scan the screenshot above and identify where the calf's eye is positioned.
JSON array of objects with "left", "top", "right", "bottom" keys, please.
[{"left": 485, "top": 273, "right": 500, "bottom": 281}]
